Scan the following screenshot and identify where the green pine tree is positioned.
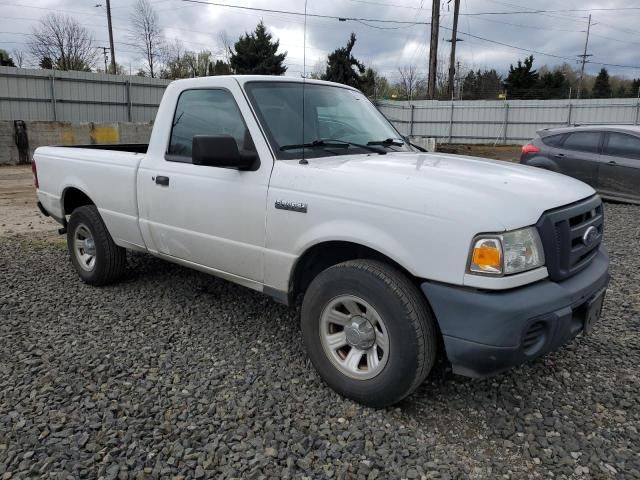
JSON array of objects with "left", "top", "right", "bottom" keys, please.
[
  {"left": 323, "top": 33, "right": 372, "bottom": 92},
  {"left": 592, "top": 68, "right": 612, "bottom": 98},
  {"left": 230, "top": 22, "right": 287, "bottom": 75},
  {"left": 503, "top": 55, "right": 539, "bottom": 99}
]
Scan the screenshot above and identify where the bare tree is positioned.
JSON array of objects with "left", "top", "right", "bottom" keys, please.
[
  {"left": 28, "top": 14, "right": 96, "bottom": 71},
  {"left": 397, "top": 65, "right": 426, "bottom": 101},
  {"left": 12, "top": 49, "right": 25, "bottom": 68},
  {"left": 218, "top": 31, "right": 233, "bottom": 65},
  {"left": 130, "top": 0, "right": 165, "bottom": 78}
]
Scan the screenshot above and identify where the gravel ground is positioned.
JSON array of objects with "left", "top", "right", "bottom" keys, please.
[{"left": 1, "top": 202, "right": 639, "bottom": 479}]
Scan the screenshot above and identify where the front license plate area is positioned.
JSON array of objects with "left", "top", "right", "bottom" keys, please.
[{"left": 582, "top": 290, "right": 605, "bottom": 335}]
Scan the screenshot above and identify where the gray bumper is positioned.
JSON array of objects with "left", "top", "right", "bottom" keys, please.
[{"left": 421, "top": 246, "right": 609, "bottom": 377}]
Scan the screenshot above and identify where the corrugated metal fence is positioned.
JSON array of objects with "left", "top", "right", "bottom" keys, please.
[
  {"left": 3, "top": 67, "right": 640, "bottom": 144},
  {"left": 0, "top": 66, "right": 170, "bottom": 123},
  {"left": 376, "top": 98, "right": 640, "bottom": 144}
]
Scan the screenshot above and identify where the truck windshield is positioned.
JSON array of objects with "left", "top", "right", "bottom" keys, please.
[{"left": 244, "top": 81, "right": 411, "bottom": 160}]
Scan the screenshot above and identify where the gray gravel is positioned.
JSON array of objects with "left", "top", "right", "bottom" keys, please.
[{"left": 1, "top": 202, "right": 639, "bottom": 479}]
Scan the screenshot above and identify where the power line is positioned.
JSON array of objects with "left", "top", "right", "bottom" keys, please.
[
  {"left": 459, "top": 7, "right": 640, "bottom": 16},
  {"left": 180, "top": 0, "right": 431, "bottom": 25}
]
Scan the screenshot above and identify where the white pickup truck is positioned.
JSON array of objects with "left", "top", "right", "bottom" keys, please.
[{"left": 34, "top": 76, "right": 609, "bottom": 407}]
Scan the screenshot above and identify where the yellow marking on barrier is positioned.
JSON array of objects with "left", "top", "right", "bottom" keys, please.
[
  {"left": 61, "top": 128, "right": 76, "bottom": 145},
  {"left": 90, "top": 125, "right": 119, "bottom": 144}
]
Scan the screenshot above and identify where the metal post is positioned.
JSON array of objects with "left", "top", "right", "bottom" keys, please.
[
  {"left": 49, "top": 75, "right": 57, "bottom": 121},
  {"left": 635, "top": 87, "right": 640, "bottom": 125},
  {"left": 448, "top": 102, "right": 455, "bottom": 143},
  {"left": 567, "top": 102, "right": 573, "bottom": 126},
  {"left": 409, "top": 105, "right": 415, "bottom": 137},
  {"left": 126, "top": 80, "right": 132, "bottom": 122},
  {"left": 502, "top": 103, "right": 509, "bottom": 144}
]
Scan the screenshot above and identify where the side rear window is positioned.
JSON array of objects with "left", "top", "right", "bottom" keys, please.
[
  {"left": 541, "top": 134, "right": 565, "bottom": 147},
  {"left": 167, "top": 89, "right": 255, "bottom": 162},
  {"left": 604, "top": 132, "right": 640, "bottom": 160},
  {"left": 562, "top": 132, "right": 601, "bottom": 154}
]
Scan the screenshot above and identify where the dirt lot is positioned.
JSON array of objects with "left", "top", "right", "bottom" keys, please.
[
  {"left": 436, "top": 144, "right": 522, "bottom": 162},
  {"left": 1, "top": 160, "right": 639, "bottom": 478},
  {"left": 0, "top": 166, "right": 59, "bottom": 239}
]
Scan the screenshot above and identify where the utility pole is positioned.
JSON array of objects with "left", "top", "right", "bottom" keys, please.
[
  {"left": 427, "top": 0, "right": 440, "bottom": 99},
  {"left": 577, "top": 14, "right": 592, "bottom": 100},
  {"left": 446, "top": 0, "right": 461, "bottom": 100},
  {"left": 106, "top": 0, "right": 116, "bottom": 74}
]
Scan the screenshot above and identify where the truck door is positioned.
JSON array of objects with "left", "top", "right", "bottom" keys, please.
[{"left": 137, "top": 86, "right": 272, "bottom": 283}]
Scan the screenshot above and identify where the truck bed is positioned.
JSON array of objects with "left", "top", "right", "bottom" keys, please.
[{"left": 63, "top": 143, "right": 148, "bottom": 154}]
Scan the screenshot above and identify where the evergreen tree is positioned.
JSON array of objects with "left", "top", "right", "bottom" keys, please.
[
  {"left": 462, "top": 69, "right": 502, "bottom": 99},
  {"left": 503, "top": 55, "right": 539, "bottom": 99},
  {"left": 230, "top": 22, "right": 287, "bottom": 75},
  {"left": 537, "top": 70, "right": 569, "bottom": 99},
  {"left": 631, "top": 78, "right": 640, "bottom": 97},
  {"left": 212, "top": 59, "right": 231, "bottom": 75},
  {"left": 592, "top": 68, "right": 612, "bottom": 98},
  {"left": 0, "top": 49, "right": 16, "bottom": 66},
  {"left": 323, "top": 33, "right": 366, "bottom": 89}
]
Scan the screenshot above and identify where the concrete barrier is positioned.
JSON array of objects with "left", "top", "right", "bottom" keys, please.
[{"left": 0, "top": 121, "right": 153, "bottom": 165}]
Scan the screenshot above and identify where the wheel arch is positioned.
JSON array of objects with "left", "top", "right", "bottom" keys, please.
[
  {"left": 62, "top": 186, "right": 96, "bottom": 215},
  {"left": 523, "top": 156, "right": 559, "bottom": 172},
  {"left": 288, "top": 240, "right": 420, "bottom": 304}
]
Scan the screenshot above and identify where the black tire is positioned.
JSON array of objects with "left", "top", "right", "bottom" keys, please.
[
  {"left": 67, "top": 205, "right": 126, "bottom": 285},
  {"left": 301, "top": 259, "right": 437, "bottom": 408}
]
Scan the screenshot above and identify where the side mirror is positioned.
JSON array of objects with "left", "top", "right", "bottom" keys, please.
[{"left": 192, "top": 135, "right": 257, "bottom": 170}]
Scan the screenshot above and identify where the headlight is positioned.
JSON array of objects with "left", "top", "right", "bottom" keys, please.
[{"left": 469, "top": 227, "right": 545, "bottom": 275}]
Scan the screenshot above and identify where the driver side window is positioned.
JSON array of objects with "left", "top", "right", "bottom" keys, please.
[{"left": 167, "top": 89, "right": 255, "bottom": 163}]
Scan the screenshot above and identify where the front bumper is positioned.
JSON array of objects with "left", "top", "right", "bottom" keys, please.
[{"left": 422, "top": 246, "right": 609, "bottom": 378}]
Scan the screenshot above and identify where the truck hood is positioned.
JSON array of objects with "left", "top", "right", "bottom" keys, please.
[{"left": 284, "top": 151, "right": 596, "bottom": 231}]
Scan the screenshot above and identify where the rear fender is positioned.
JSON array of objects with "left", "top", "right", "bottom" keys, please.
[{"left": 523, "top": 156, "right": 559, "bottom": 172}]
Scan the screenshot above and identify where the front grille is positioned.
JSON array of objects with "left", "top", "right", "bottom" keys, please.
[{"left": 536, "top": 195, "right": 604, "bottom": 282}]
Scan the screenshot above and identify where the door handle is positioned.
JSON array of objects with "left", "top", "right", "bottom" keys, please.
[
  {"left": 607, "top": 160, "right": 618, "bottom": 166},
  {"left": 554, "top": 153, "right": 566, "bottom": 158},
  {"left": 154, "top": 175, "right": 170, "bottom": 186}
]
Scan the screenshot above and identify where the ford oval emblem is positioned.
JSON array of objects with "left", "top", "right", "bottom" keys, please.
[{"left": 582, "top": 226, "right": 599, "bottom": 247}]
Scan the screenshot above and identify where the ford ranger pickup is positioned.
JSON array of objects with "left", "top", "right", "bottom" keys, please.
[{"left": 34, "top": 76, "right": 609, "bottom": 407}]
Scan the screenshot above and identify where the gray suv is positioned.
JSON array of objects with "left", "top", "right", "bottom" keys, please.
[{"left": 520, "top": 125, "right": 640, "bottom": 204}]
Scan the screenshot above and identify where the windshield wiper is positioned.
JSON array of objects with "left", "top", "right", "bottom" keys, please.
[
  {"left": 280, "top": 139, "right": 386, "bottom": 155},
  {"left": 367, "top": 138, "right": 405, "bottom": 147}
]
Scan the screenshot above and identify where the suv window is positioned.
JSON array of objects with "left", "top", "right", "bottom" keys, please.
[
  {"left": 167, "top": 89, "right": 255, "bottom": 162},
  {"left": 541, "top": 134, "right": 565, "bottom": 147},
  {"left": 604, "top": 132, "right": 640, "bottom": 160},
  {"left": 561, "top": 131, "right": 601, "bottom": 153}
]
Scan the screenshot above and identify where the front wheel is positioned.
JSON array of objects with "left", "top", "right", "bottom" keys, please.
[
  {"left": 301, "top": 259, "right": 437, "bottom": 407},
  {"left": 67, "top": 205, "right": 126, "bottom": 285}
]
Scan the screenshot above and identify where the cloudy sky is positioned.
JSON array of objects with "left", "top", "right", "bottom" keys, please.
[{"left": 1, "top": 0, "right": 639, "bottom": 81}]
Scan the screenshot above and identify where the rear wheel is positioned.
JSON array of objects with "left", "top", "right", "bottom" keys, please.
[
  {"left": 301, "top": 259, "right": 437, "bottom": 407},
  {"left": 67, "top": 205, "right": 126, "bottom": 285}
]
